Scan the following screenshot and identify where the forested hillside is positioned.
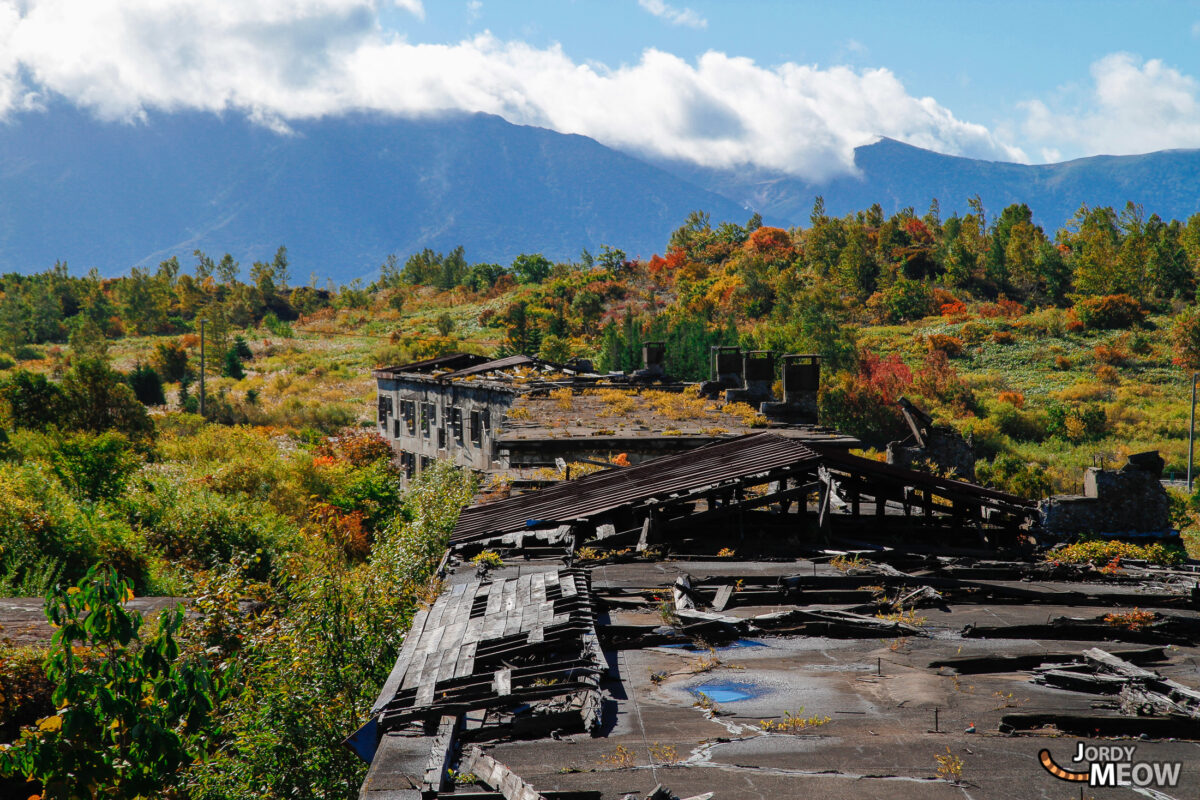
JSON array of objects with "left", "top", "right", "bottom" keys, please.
[{"left": 3, "top": 196, "right": 1200, "bottom": 797}]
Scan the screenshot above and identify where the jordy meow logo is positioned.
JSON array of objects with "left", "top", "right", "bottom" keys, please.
[{"left": 1039, "top": 742, "right": 1181, "bottom": 787}]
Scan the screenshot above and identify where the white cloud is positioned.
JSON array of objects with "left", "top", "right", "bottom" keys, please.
[
  {"left": 844, "top": 39, "right": 868, "bottom": 56},
  {"left": 1021, "top": 53, "right": 1200, "bottom": 158},
  {"left": 466, "top": 0, "right": 481, "bottom": 23},
  {"left": 637, "top": 0, "right": 706, "bottom": 29},
  {"left": 0, "top": 0, "right": 1024, "bottom": 180},
  {"left": 396, "top": 0, "right": 424, "bottom": 20}
]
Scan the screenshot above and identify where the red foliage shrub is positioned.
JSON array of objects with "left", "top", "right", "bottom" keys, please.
[
  {"left": 912, "top": 351, "right": 976, "bottom": 412},
  {"left": 997, "top": 391, "right": 1025, "bottom": 408},
  {"left": 940, "top": 301, "right": 967, "bottom": 318},
  {"left": 310, "top": 502, "right": 370, "bottom": 561},
  {"left": 489, "top": 274, "right": 517, "bottom": 296},
  {"left": 859, "top": 352, "right": 913, "bottom": 405},
  {"left": 316, "top": 428, "right": 394, "bottom": 468},
  {"left": 931, "top": 288, "right": 959, "bottom": 308},
  {"left": 1093, "top": 340, "right": 1129, "bottom": 366},
  {"left": 745, "top": 226, "right": 796, "bottom": 262},
  {"left": 991, "top": 330, "right": 1016, "bottom": 345},
  {"left": 902, "top": 217, "right": 934, "bottom": 242},
  {"left": 926, "top": 334, "right": 964, "bottom": 357},
  {"left": 997, "top": 298, "right": 1024, "bottom": 317}
]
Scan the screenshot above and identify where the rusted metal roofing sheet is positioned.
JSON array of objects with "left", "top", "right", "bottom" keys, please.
[{"left": 453, "top": 432, "right": 822, "bottom": 543}]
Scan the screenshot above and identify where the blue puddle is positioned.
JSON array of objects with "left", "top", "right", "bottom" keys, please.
[
  {"left": 662, "top": 638, "right": 766, "bottom": 652},
  {"left": 690, "top": 680, "right": 764, "bottom": 703}
]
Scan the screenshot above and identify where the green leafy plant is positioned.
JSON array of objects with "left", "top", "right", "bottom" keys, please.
[{"left": 0, "top": 566, "right": 226, "bottom": 798}]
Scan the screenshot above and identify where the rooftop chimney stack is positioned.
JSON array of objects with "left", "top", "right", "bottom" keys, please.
[
  {"left": 641, "top": 341, "right": 666, "bottom": 378},
  {"left": 725, "top": 351, "right": 775, "bottom": 405},
  {"left": 711, "top": 346, "right": 743, "bottom": 388},
  {"left": 699, "top": 346, "right": 742, "bottom": 397},
  {"left": 761, "top": 353, "right": 820, "bottom": 424}
]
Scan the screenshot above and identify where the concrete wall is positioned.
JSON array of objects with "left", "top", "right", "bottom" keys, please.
[
  {"left": 1040, "top": 462, "right": 1170, "bottom": 537},
  {"left": 376, "top": 377, "right": 517, "bottom": 480}
]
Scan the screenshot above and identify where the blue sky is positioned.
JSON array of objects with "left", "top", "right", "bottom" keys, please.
[{"left": 3, "top": 0, "right": 1200, "bottom": 178}]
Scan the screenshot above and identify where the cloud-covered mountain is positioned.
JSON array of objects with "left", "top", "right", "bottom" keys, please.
[
  {"left": 0, "top": 108, "right": 753, "bottom": 280},
  {"left": 6, "top": 107, "right": 1200, "bottom": 283},
  {"left": 661, "top": 137, "right": 1200, "bottom": 229}
]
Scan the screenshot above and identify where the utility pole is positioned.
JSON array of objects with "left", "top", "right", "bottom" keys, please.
[
  {"left": 199, "top": 319, "right": 206, "bottom": 419},
  {"left": 1189, "top": 372, "right": 1198, "bottom": 491}
]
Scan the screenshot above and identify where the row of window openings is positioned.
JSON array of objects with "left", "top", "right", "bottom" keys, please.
[
  {"left": 378, "top": 397, "right": 487, "bottom": 447},
  {"left": 396, "top": 451, "right": 432, "bottom": 480}
]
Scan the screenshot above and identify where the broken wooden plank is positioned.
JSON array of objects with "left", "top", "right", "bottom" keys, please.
[
  {"left": 1034, "top": 669, "right": 1131, "bottom": 694},
  {"left": 637, "top": 516, "right": 656, "bottom": 553},
  {"left": 1082, "top": 647, "right": 1160, "bottom": 680},
  {"left": 459, "top": 746, "right": 548, "bottom": 800},
  {"left": 672, "top": 574, "right": 696, "bottom": 611},
  {"left": 421, "top": 714, "right": 459, "bottom": 793},
  {"left": 711, "top": 584, "right": 733, "bottom": 612}
]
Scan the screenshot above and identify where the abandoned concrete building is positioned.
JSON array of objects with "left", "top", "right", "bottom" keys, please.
[
  {"left": 352, "top": 420, "right": 1200, "bottom": 800},
  {"left": 372, "top": 346, "right": 855, "bottom": 483}
]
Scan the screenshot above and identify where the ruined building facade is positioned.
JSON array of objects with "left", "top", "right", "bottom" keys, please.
[{"left": 373, "top": 347, "right": 852, "bottom": 483}]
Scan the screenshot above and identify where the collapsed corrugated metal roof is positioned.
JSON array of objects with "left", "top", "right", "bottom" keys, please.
[
  {"left": 454, "top": 432, "right": 823, "bottom": 543},
  {"left": 439, "top": 354, "right": 541, "bottom": 380},
  {"left": 453, "top": 432, "right": 1035, "bottom": 544},
  {"left": 373, "top": 353, "right": 491, "bottom": 377}
]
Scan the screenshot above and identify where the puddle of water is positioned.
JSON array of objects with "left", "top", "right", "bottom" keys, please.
[
  {"left": 690, "top": 681, "right": 763, "bottom": 703},
  {"left": 719, "top": 638, "right": 767, "bottom": 650},
  {"left": 662, "top": 638, "right": 767, "bottom": 652}
]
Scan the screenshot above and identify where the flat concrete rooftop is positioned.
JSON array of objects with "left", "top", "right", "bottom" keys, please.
[{"left": 362, "top": 549, "right": 1200, "bottom": 800}]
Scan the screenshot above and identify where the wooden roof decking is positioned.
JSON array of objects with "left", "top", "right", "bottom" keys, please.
[{"left": 371, "top": 568, "right": 605, "bottom": 733}]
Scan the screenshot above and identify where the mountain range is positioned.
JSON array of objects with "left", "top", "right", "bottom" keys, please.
[{"left": 3, "top": 107, "right": 1200, "bottom": 282}]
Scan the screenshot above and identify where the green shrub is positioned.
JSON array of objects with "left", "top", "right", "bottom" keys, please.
[
  {"left": 127, "top": 363, "right": 166, "bottom": 405},
  {"left": 61, "top": 357, "right": 153, "bottom": 440},
  {"left": 1048, "top": 538, "right": 1185, "bottom": 566},
  {"left": 49, "top": 431, "right": 142, "bottom": 503},
  {"left": 990, "top": 404, "right": 1047, "bottom": 442},
  {"left": 0, "top": 370, "right": 65, "bottom": 430},
  {"left": 1045, "top": 402, "right": 1107, "bottom": 442},
  {"left": 182, "top": 462, "right": 477, "bottom": 800},
  {"left": 222, "top": 348, "right": 245, "bottom": 379},
  {"left": 0, "top": 645, "right": 53, "bottom": 743},
  {"left": 262, "top": 312, "right": 294, "bottom": 338},
  {"left": 976, "top": 454, "right": 1053, "bottom": 499},
  {"left": 0, "top": 462, "right": 146, "bottom": 588},
  {"left": 1075, "top": 294, "right": 1146, "bottom": 330},
  {"left": 153, "top": 338, "right": 191, "bottom": 382},
  {"left": 122, "top": 475, "right": 296, "bottom": 575},
  {"left": 868, "top": 278, "right": 934, "bottom": 322}
]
